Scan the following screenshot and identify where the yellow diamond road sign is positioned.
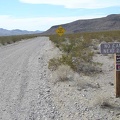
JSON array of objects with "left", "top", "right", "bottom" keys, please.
[{"left": 56, "top": 26, "right": 65, "bottom": 36}]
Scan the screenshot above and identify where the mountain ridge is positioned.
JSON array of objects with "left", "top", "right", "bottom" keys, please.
[
  {"left": 0, "top": 28, "right": 43, "bottom": 36},
  {"left": 42, "top": 14, "right": 120, "bottom": 35}
]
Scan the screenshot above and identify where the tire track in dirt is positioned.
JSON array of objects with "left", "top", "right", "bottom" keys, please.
[{"left": 0, "top": 37, "right": 60, "bottom": 120}]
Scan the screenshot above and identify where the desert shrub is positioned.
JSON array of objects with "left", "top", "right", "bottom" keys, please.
[
  {"left": 54, "top": 39, "right": 100, "bottom": 72},
  {"left": 51, "top": 65, "right": 75, "bottom": 84},
  {"left": 60, "top": 44, "right": 73, "bottom": 54},
  {"left": 90, "top": 92, "right": 113, "bottom": 109},
  {"left": 49, "top": 30, "right": 120, "bottom": 74},
  {"left": 49, "top": 34, "right": 102, "bottom": 74},
  {"left": 48, "top": 57, "right": 62, "bottom": 71}
]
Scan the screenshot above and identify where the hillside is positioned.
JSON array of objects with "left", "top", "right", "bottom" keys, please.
[{"left": 43, "top": 14, "right": 120, "bottom": 35}]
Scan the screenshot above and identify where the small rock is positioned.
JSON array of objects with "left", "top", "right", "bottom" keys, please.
[
  {"left": 83, "top": 89, "right": 87, "bottom": 92},
  {"left": 77, "top": 88, "right": 82, "bottom": 91},
  {"left": 85, "top": 108, "right": 89, "bottom": 111},
  {"left": 116, "top": 113, "right": 120, "bottom": 116},
  {"left": 109, "top": 82, "right": 114, "bottom": 86},
  {"left": 2, "top": 109, "right": 6, "bottom": 111},
  {"left": 82, "top": 94, "right": 85, "bottom": 97},
  {"left": 46, "top": 89, "right": 50, "bottom": 92},
  {"left": 110, "top": 111, "right": 114, "bottom": 114},
  {"left": 96, "top": 83, "right": 100, "bottom": 88}
]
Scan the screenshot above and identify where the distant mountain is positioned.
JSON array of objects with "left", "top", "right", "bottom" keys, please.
[
  {"left": 0, "top": 28, "right": 43, "bottom": 36},
  {"left": 42, "top": 14, "right": 120, "bottom": 35}
]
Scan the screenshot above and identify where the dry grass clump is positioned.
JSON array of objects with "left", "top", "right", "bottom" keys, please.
[
  {"left": 74, "top": 74, "right": 100, "bottom": 90},
  {"left": 73, "top": 73, "right": 89, "bottom": 89},
  {"left": 90, "top": 92, "right": 113, "bottom": 108},
  {"left": 48, "top": 57, "right": 61, "bottom": 71},
  {"left": 51, "top": 65, "right": 75, "bottom": 84},
  {"left": 51, "top": 65, "right": 100, "bottom": 90}
]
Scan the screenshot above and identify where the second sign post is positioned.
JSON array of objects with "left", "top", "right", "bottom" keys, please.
[
  {"left": 115, "top": 53, "right": 120, "bottom": 97},
  {"left": 100, "top": 42, "right": 120, "bottom": 97}
]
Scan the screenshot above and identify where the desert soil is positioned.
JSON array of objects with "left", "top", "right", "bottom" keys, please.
[
  {"left": 0, "top": 37, "right": 60, "bottom": 120},
  {"left": 0, "top": 37, "right": 120, "bottom": 120}
]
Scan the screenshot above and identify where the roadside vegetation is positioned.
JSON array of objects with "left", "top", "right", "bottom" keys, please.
[
  {"left": 48, "top": 30, "right": 120, "bottom": 76},
  {"left": 49, "top": 30, "right": 120, "bottom": 111},
  {"left": 0, "top": 34, "right": 40, "bottom": 45},
  {"left": 48, "top": 30, "right": 120, "bottom": 117}
]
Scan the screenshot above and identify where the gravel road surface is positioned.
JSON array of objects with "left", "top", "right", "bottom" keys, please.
[
  {"left": 1, "top": 37, "right": 120, "bottom": 120},
  {"left": 0, "top": 37, "right": 60, "bottom": 120}
]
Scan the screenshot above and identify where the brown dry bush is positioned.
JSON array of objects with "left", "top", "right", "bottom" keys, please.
[
  {"left": 90, "top": 92, "right": 113, "bottom": 108},
  {"left": 51, "top": 65, "right": 75, "bottom": 84}
]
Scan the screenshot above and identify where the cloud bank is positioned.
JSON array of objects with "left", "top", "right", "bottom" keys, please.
[
  {"left": 19, "top": 0, "right": 120, "bottom": 9},
  {"left": 0, "top": 15, "right": 104, "bottom": 31}
]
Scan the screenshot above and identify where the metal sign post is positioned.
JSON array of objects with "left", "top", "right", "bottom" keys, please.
[{"left": 100, "top": 42, "right": 120, "bottom": 97}]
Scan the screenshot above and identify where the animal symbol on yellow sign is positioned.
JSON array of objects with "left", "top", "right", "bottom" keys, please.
[{"left": 56, "top": 26, "right": 65, "bottom": 36}]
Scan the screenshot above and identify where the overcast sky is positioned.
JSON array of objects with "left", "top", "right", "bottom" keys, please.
[{"left": 0, "top": 0, "right": 120, "bottom": 31}]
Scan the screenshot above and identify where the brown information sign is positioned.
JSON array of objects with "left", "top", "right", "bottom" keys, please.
[
  {"left": 116, "top": 63, "right": 120, "bottom": 71},
  {"left": 100, "top": 42, "right": 120, "bottom": 97}
]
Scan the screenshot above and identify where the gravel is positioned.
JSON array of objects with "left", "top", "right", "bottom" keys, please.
[
  {"left": 49, "top": 47, "right": 120, "bottom": 120},
  {"left": 0, "top": 37, "right": 120, "bottom": 120},
  {"left": 0, "top": 37, "right": 60, "bottom": 120}
]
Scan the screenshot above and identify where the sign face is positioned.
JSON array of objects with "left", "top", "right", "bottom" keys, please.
[
  {"left": 56, "top": 26, "right": 65, "bottom": 36},
  {"left": 116, "top": 54, "right": 120, "bottom": 62},
  {"left": 116, "top": 63, "right": 120, "bottom": 71},
  {"left": 100, "top": 42, "right": 120, "bottom": 54}
]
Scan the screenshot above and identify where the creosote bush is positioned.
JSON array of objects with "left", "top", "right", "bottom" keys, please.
[
  {"left": 49, "top": 30, "right": 120, "bottom": 74},
  {"left": 49, "top": 32, "right": 104, "bottom": 74}
]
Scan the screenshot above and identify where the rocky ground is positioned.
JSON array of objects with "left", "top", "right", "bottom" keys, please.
[
  {"left": 48, "top": 42, "right": 120, "bottom": 120},
  {"left": 0, "top": 37, "right": 120, "bottom": 120},
  {"left": 0, "top": 37, "right": 60, "bottom": 120}
]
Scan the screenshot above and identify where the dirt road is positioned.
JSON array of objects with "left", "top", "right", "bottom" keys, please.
[
  {"left": 0, "top": 37, "right": 59, "bottom": 120},
  {"left": 1, "top": 37, "right": 120, "bottom": 120}
]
